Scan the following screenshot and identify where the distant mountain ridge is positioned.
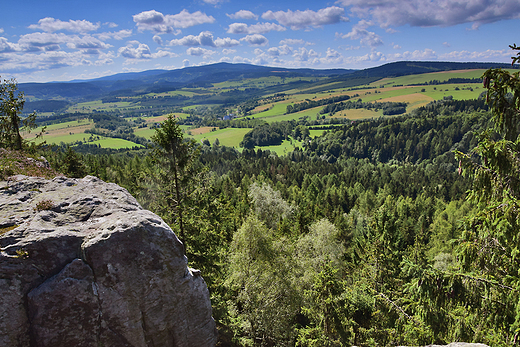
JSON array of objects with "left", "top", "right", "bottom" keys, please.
[{"left": 20, "top": 61, "right": 517, "bottom": 102}]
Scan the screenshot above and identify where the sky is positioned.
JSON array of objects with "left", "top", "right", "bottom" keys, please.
[{"left": 1, "top": 0, "right": 519, "bottom": 83}]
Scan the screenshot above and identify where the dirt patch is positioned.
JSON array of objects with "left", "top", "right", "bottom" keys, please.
[
  {"left": 46, "top": 124, "right": 95, "bottom": 136},
  {"left": 190, "top": 127, "right": 217, "bottom": 135}
]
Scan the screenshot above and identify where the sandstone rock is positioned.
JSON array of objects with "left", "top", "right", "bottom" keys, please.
[{"left": 0, "top": 175, "right": 217, "bottom": 347}]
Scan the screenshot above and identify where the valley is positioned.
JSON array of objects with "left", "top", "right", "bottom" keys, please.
[{"left": 23, "top": 63, "right": 499, "bottom": 155}]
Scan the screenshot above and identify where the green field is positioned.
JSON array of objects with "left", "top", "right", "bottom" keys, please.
[
  {"left": 190, "top": 127, "right": 252, "bottom": 148},
  {"left": 90, "top": 138, "right": 144, "bottom": 149},
  {"left": 372, "top": 69, "right": 488, "bottom": 88},
  {"left": 257, "top": 138, "right": 303, "bottom": 156}
]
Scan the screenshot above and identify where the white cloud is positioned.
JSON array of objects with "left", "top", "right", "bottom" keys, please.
[
  {"left": 95, "top": 30, "right": 133, "bottom": 41},
  {"left": 336, "top": 0, "right": 520, "bottom": 28},
  {"left": 390, "top": 48, "right": 438, "bottom": 60},
  {"left": 443, "top": 42, "right": 451, "bottom": 47},
  {"left": 214, "top": 37, "right": 240, "bottom": 48},
  {"left": 326, "top": 48, "right": 341, "bottom": 58},
  {"left": 153, "top": 35, "right": 163, "bottom": 45},
  {"left": 279, "top": 38, "right": 307, "bottom": 46},
  {"left": 18, "top": 32, "right": 70, "bottom": 51},
  {"left": 133, "top": 9, "right": 215, "bottom": 33},
  {"left": 222, "top": 48, "right": 236, "bottom": 55},
  {"left": 183, "top": 59, "right": 190, "bottom": 67},
  {"left": 0, "top": 37, "right": 19, "bottom": 53},
  {"left": 439, "top": 49, "right": 509, "bottom": 60},
  {"left": 118, "top": 41, "right": 152, "bottom": 59},
  {"left": 0, "top": 50, "right": 96, "bottom": 73},
  {"left": 28, "top": 17, "right": 100, "bottom": 33},
  {"left": 66, "top": 35, "right": 112, "bottom": 51},
  {"left": 240, "top": 34, "right": 268, "bottom": 46},
  {"left": 169, "top": 31, "right": 239, "bottom": 47},
  {"left": 262, "top": 6, "right": 348, "bottom": 30},
  {"left": 268, "top": 45, "right": 293, "bottom": 56},
  {"left": 16, "top": 32, "right": 113, "bottom": 53},
  {"left": 227, "top": 22, "right": 286, "bottom": 34},
  {"left": 153, "top": 49, "right": 178, "bottom": 59},
  {"left": 337, "top": 20, "right": 383, "bottom": 47},
  {"left": 0, "top": 28, "right": 4, "bottom": 34},
  {"left": 292, "top": 47, "right": 320, "bottom": 62},
  {"left": 105, "top": 22, "right": 118, "bottom": 28},
  {"left": 227, "top": 10, "right": 258, "bottom": 20},
  {"left": 202, "top": 0, "right": 227, "bottom": 5},
  {"left": 186, "top": 47, "right": 216, "bottom": 57}
]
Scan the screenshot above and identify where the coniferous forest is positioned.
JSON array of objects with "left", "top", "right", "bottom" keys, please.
[{"left": 2, "top": 47, "right": 520, "bottom": 346}]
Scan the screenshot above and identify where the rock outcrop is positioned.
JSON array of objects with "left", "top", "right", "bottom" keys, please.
[{"left": 0, "top": 175, "right": 217, "bottom": 347}]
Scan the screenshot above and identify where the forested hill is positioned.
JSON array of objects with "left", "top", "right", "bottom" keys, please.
[
  {"left": 337, "top": 60, "right": 517, "bottom": 80},
  {"left": 19, "top": 62, "right": 355, "bottom": 100},
  {"left": 19, "top": 60, "right": 517, "bottom": 101}
]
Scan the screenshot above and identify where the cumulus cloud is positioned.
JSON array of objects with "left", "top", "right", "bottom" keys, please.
[
  {"left": 202, "top": 0, "right": 227, "bottom": 5},
  {"left": 439, "top": 49, "right": 509, "bottom": 60},
  {"left": 169, "top": 31, "right": 239, "bottom": 47},
  {"left": 118, "top": 41, "right": 152, "bottom": 59},
  {"left": 227, "top": 22, "right": 286, "bottom": 34},
  {"left": 214, "top": 37, "right": 240, "bottom": 48},
  {"left": 240, "top": 34, "right": 268, "bottom": 46},
  {"left": 95, "top": 30, "right": 133, "bottom": 41},
  {"left": 268, "top": 45, "right": 293, "bottom": 56},
  {"left": 0, "top": 37, "right": 18, "bottom": 53},
  {"left": 133, "top": 9, "right": 215, "bottom": 33},
  {"left": 326, "top": 48, "right": 341, "bottom": 58},
  {"left": 18, "top": 32, "right": 70, "bottom": 52},
  {"left": 262, "top": 6, "right": 348, "bottom": 30},
  {"left": 16, "top": 32, "right": 113, "bottom": 53},
  {"left": 336, "top": 0, "right": 520, "bottom": 28},
  {"left": 338, "top": 20, "right": 383, "bottom": 47},
  {"left": 390, "top": 48, "right": 438, "bottom": 60},
  {"left": 0, "top": 50, "right": 96, "bottom": 73},
  {"left": 292, "top": 47, "right": 320, "bottom": 62},
  {"left": 153, "top": 35, "right": 163, "bottom": 45},
  {"left": 186, "top": 47, "right": 216, "bottom": 57},
  {"left": 66, "top": 35, "right": 112, "bottom": 51},
  {"left": 227, "top": 10, "right": 258, "bottom": 20},
  {"left": 0, "top": 28, "right": 4, "bottom": 34},
  {"left": 222, "top": 48, "right": 236, "bottom": 55},
  {"left": 279, "top": 38, "right": 310, "bottom": 46},
  {"left": 28, "top": 17, "right": 100, "bottom": 33}
]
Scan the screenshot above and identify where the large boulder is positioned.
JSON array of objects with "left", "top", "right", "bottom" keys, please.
[{"left": 0, "top": 175, "right": 217, "bottom": 347}]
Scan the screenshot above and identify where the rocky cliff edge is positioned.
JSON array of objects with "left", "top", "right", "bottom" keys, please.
[{"left": 0, "top": 175, "right": 217, "bottom": 347}]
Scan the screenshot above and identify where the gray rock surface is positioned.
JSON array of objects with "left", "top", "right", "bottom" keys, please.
[{"left": 0, "top": 175, "right": 217, "bottom": 347}]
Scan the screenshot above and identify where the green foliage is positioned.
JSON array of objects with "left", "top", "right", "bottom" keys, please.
[
  {"left": 0, "top": 77, "right": 40, "bottom": 150},
  {"left": 446, "top": 45, "right": 520, "bottom": 345},
  {"left": 59, "top": 146, "right": 87, "bottom": 178},
  {"left": 150, "top": 114, "right": 201, "bottom": 242},
  {"left": 227, "top": 214, "right": 299, "bottom": 346},
  {"left": 248, "top": 182, "right": 294, "bottom": 229}
]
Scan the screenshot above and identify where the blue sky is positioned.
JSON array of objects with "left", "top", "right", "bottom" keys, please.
[{"left": 1, "top": 0, "right": 519, "bottom": 82}]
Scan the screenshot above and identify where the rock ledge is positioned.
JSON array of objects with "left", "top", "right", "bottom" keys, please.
[{"left": 0, "top": 175, "right": 217, "bottom": 347}]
